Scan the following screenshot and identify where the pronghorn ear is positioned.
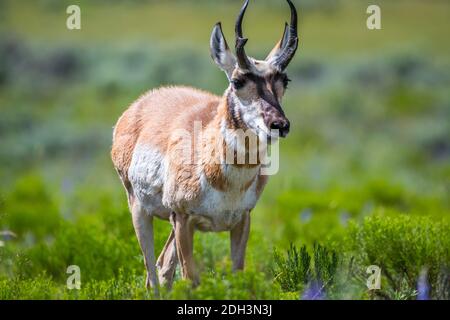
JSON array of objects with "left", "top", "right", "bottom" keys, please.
[
  {"left": 265, "top": 23, "right": 290, "bottom": 62},
  {"left": 210, "top": 22, "right": 236, "bottom": 80}
]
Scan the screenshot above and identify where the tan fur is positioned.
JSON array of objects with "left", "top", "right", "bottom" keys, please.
[{"left": 112, "top": 86, "right": 221, "bottom": 190}]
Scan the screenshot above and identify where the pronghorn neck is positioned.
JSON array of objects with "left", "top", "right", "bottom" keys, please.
[
  {"left": 210, "top": 88, "right": 265, "bottom": 169},
  {"left": 198, "top": 89, "right": 262, "bottom": 194},
  {"left": 223, "top": 88, "right": 249, "bottom": 132}
]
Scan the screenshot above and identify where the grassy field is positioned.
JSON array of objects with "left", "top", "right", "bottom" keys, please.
[{"left": 0, "top": 0, "right": 449, "bottom": 299}]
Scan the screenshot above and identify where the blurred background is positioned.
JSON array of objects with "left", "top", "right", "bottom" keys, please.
[{"left": 0, "top": 0, "right": 449, "bottom": 299}]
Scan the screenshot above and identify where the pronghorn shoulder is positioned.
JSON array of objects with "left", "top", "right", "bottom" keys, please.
[
  {"left": 112, "top": 85, "right": 223, "bottom": 189},
  {"left": 134, "top": 86, "right": 221, "bottom": 148}
]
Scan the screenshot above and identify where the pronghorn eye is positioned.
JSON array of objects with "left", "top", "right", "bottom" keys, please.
[
  {"left": 231, "top": 78, "right": 246, "bottom": 90},
  {"left": 282, "top": 76, "right": 291, "bottom": 89}
]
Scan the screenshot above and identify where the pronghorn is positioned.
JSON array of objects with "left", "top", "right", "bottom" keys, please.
[{"left": 111, "top": 0, "right": 298, "bottom": 294}]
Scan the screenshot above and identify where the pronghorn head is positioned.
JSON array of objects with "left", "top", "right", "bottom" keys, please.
[{"left": 210, "top": 0, "right": 298, "bottom": 141}]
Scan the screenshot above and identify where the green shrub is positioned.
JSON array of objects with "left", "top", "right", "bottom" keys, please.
[
  {"left": 170, "top": 269, "right": 280, "bottom": 300},
  {"left": 63, "top": 269, "right": 151, "bottom": 300},
  {"left": 346, "top": 215, "right": 450, "bottom": 299},
  {"left": 0, "top": 275, "right": 59, "bottom": 300},
  {"left": 0, "top": 174, "right": 61, "bottom": 240},
  {"left": 272, "top": 243, "right": 339, "bottom": 297},
  {"left": 273, "top": 244, "right": 310, "bottom": 292}
]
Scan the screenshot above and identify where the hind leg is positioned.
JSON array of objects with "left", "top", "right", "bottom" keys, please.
[
  {"left": 156, "top": 228, "right": 178, "bottom": 289},
  {"left": 130, "top": 195, "right": 159, "bottom": 295}
]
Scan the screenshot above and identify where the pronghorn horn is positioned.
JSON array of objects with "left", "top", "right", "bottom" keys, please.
[
  {"left": 235, "top": 0, "right": 252, "bottom": 70},
  {"left": 271, "top": 0, "right": 299, "bottom": 71}
]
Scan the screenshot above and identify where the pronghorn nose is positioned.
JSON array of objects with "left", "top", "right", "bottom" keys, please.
[{"left": 270, "top": 119, "right": 290, "bottom": 138}]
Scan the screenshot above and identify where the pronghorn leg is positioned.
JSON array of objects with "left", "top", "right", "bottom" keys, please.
[
  {"left": 173, "top": 212, "right": 199, "bottom": 286},
  {"left": 156, "top": 228, "right": 178, "bottom": 289},
  {"left": 230, "top": 211, "right": 251, "bottom": 271},
  {"left": 130, "top": 197, "right": 159, "bottom": 295}
]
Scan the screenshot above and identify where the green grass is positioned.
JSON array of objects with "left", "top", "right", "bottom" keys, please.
[{"left": 0, "top": 0, "right": 449, "bottom": 299}]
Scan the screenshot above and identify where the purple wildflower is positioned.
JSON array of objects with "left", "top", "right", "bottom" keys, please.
[
  {"left": 339, "top": 211, "right": 350, "bottom": 226},
  {"left": 299, "top": 208, "right": 313, "bottom": 223},
  {"left": 302, "top": 281, "right": 326, "bottom": 300},
  {"left": 417, "top": 270, "right": 430, "bottom": 300}
]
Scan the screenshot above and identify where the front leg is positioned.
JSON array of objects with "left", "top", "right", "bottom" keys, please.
[
  {"left": 230, "top": 211, "right": 251, "bottom": 271},
  {"left": 173, "top": 212, "right": 199, "bottom": 285}
]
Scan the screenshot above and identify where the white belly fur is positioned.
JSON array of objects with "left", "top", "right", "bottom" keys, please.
[
  {"left": 128, "top": 144, "right": 260, "bottom": 231},
  {"left": 192, "top": 166, "right": 259, "bottom": 231}
]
